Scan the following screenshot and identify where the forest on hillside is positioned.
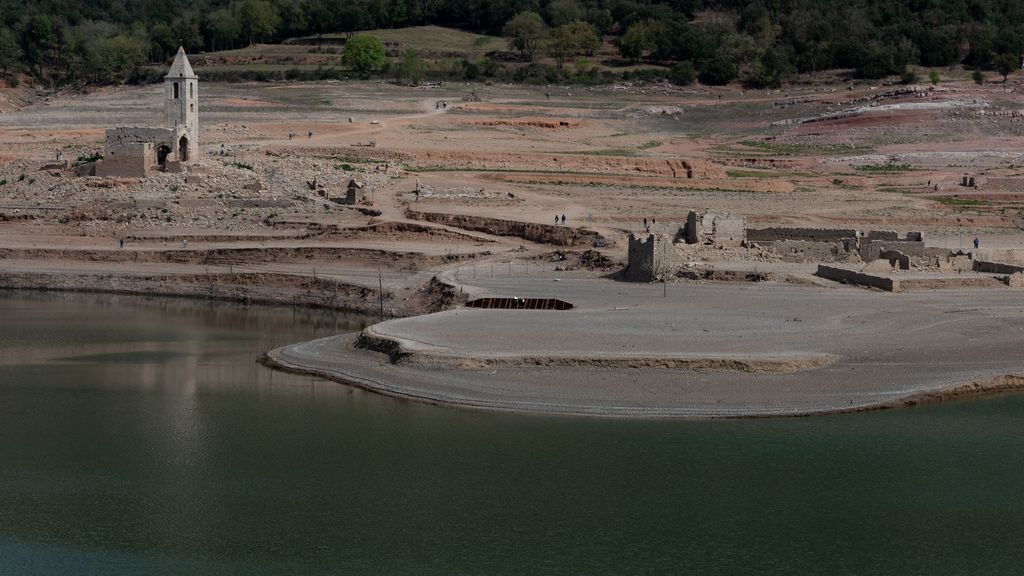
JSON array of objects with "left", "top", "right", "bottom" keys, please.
[{"left": 3, "top": 0, "right": 1024, "bottom": 87}]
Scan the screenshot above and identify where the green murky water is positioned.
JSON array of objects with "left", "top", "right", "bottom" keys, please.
[{"left": 1, "top": 291, "right": 1022, "bottom": 575}]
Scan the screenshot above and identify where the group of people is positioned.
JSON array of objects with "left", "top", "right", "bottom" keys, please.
[
  {"left": 555, "top": 214, "right": 566, "bottom": 225},
  {"left": 643, "top": 217, "right": 656, "bottom": 231}
]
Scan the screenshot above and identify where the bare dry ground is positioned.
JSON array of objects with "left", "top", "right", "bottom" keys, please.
[{"left": 3, "top": 76, "right": 1024, "bottom": 415}]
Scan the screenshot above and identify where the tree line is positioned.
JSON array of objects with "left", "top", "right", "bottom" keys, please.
[{"left": 3, "top": 0, "right": 1024, "bottom": 87}]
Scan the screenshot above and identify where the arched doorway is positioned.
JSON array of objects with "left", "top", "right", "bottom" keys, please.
[
  {"left": 178, "top": 136, "right": 189, "bottom": 162},
  {"left": 157, "top": 145, "right": 172, "bottom": 165}
]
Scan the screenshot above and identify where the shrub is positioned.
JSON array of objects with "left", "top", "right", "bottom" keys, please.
[
  {"left": 74, "top": 153, "right": 103, "bottom": 166},
  {"left": 670, "top": 61, "right": 696, "bottom": 85},
  {"left": 698, "top": 55, "right": 738, "bottom": 86}
]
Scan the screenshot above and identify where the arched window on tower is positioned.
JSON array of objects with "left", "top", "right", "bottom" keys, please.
[
  {"left": 189, "top": 83, "right": 193, "bottom": 98},
  {"left": 173, "top": 83, "right": 179, "bottom": 99}
]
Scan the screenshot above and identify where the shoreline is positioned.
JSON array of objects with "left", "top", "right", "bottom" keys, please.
[
  {"left": 0, "top": 270, "right": 398, "bottom": 317},
  {"left": 259, "top": 276, "right": 1024, "bottom": 419},
  {"left": 6, "top": 278, "right": 1024, "bottom": 419},
  {"left": 260, "top": 334, "right": 1024, "bottom": 419}
]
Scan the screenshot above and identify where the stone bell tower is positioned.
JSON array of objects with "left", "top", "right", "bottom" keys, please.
[{"left": 164, "top": 46, "right": 198, "bottom": 161}]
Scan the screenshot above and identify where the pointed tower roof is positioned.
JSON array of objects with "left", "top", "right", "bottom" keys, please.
[{"left": 165, "top": 46, "right": 197, "bottom": 79}]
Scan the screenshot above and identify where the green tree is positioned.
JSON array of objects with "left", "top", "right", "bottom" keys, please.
[
  {"left": 395, "top": 49, "right": 424, "bottom": 85},
  {"left": 545, "top": 0, "right": 582, "bottom": 27},
  {"left": 238, "top": 0, "right": 281, "bottom": 45},
  {"left": 22, "top": 15, "right": 57, "bottom": 74},
  {"left": 149, "top": 24, "right": 178, "bottom": 62},
  {"left": 698, "top": 54, "right": 738, "bottom": 85},
  {"left": 206, "top": 9, "right": 241, "bottom": 51},
  {"left": 565, "top": 20, "right": 600, "bottom": 57},
  {"left": 928, "top": 69, "right": 940, "bottom": 85},
  {"left": 618, "top": 20, "right": 660, "bottom": 62},
  {"left": 304, "top": 2, "right": 333, "bottom": 43},
  {"left": 343, "top": 34, "right": 385, "bottom": 78},
  {"left": 502, "top": 11, "right": 546, "bottom": 61},
  {"left": 996, "top": 53, "right": 1018, "bottom": 82},
  {"left": 744, "top": 46, "right": 793, "bottom": 88},
  {"left": 547, "top": 21, "right": 600, "bottom": 69},
  {"left": 973, "top": 69, "right": 985, "bottom": 84},
  {"left": 546, "top": 25, "right": 575, "bottom": 70},
  {"left": 0, "top": 27, "right": 22, "bottom": 79},
  {"left": 83, "top": 35, "right": 146, "bottom": 84}
]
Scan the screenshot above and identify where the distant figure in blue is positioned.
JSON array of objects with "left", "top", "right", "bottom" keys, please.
[
  {"left": 974, "top": 237, "right": 980, "bottom": 250},
  {"left": 561, "top": 213, "right": 566, "bottom": 225}
]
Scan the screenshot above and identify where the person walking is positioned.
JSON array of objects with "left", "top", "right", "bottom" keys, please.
[
  {"left": 561, "top": 214, "right": 566, "bottom": 225},
  {"left": 555, "top": 214, "right": 560, "bottom": 225},
  {"left": 974, "top": 237, "right": 980, "bottom": 250}
]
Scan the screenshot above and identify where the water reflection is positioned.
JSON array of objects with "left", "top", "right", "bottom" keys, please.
[{"left": 1, "top": 291, "right": 1023, "bottom": 575}]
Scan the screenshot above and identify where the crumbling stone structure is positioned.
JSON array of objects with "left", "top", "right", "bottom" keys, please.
[
  {"left": 747, "top": 227, "right": 930, "bottom": 264},
  {"left": 625, "top": 234, "right": 678, "bottom": 281},
  {"left": 746, "top": 227, "right": 858, "bottom": 243},
  {"left": 684, "top": 210, "right": 745, "bottom": 246},
  {"left": 342, "top": 179, "right": 365, "bottom": 204},
  {"left": 89, "top": 47, "right": 199, "bottom": 177}
]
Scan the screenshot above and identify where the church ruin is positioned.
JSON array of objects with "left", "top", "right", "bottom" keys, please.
[{"left": 84, "top": 47, "right": 199, "bottom": 177}]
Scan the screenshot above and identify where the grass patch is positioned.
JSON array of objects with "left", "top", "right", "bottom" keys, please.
[
  {"left": 225, "top": 161, "right": 254, "bottom": 171},
  {"left": 336, "top": 163, "right": 355, "bottom": 171},
  {"left": 736, "top": 140, "right": 872, "bottom": 156},
  {"left": 315, "top": 26, "right": 505, "bottom": 59},
  {"left": 637, "top": 140, "right": 662, "bottom": 150},
  {"left": 727, "top": 169, "right": 775, "bottom": 179},
  {"left": 933, "top": 196, "right": 987, "bottom": 206},
  {"left": 576, "top": 149, "right": 638, "bottom": 157},
  {"left": 855, "top": 163, "right": 915, "bottom": 173}
]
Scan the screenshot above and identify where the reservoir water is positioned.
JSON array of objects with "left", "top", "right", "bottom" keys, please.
[{"left": 1, "top": 291, "right": 1023, "bottom": 575}]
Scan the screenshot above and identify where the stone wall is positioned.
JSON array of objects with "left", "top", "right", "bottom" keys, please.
[
  {"left": 865, "top": 230, "right": 923, "bottom": 242},
  {"left": 772, "top": 240, "right": 856, "bottom": 263},
  {"left": 105, "top": 127, "right": 174, "bottom": 156},
  {"left": 816, "top": 265, "right": 900, "bottom": 292},
  {"left": 684, "top": 210, "right": 745, "bottom": 246},
  {"left": 95, "top": 154, "right": 148, "bottom": 178},
  {"left": 973, "top": 260, "right": 1024, "bottom": 275},
  {"left": 747, "top": 227, "right": 858, "bottom": 243},
  {"left": 406, "top": 210, "right": 604, "bottom": 247},
  {"left": 974, "top": 249, "right": 1024, "bottom": 266},
  {"left": 856, "top": 238, "right": 942, "bottom": 261},
  {"left": 879, "top": 250, "right": 910, "bottom": 270}
]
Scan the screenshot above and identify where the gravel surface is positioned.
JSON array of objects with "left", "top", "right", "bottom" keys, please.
[{"left": 267, "top": 277, "right": 1024, "bottom": 417}]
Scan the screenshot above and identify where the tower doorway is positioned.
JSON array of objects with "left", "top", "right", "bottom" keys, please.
[
  {"left": 157, "top": 145, "right": 171, "bottom": 165},
  {"left": 178, "top": 136, "right": 189, "bottom": 161}
]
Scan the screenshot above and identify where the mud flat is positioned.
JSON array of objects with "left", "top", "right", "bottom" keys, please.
[{"left": 264, "top": 276, "right": 1024, "bottom": 418}]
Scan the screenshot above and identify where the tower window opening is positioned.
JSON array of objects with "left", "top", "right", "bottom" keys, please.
[
  {"left": 189, "top": 83, "right": 193, "bottom": 98},
  {"left": 173, "top": 83, "right": 179, "bottom": 99}
]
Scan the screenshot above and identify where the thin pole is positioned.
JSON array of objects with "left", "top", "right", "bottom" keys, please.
[{"left": 378, "top": 268, "right": 385, "bottom": 320}]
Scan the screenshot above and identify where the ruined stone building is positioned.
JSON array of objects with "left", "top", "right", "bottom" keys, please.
[
  {"left": 86, "top": 47, "right": 199, "bottom": 177},
  {"left": 625, "top": 234, "right": 678, "bottom": 281}
]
